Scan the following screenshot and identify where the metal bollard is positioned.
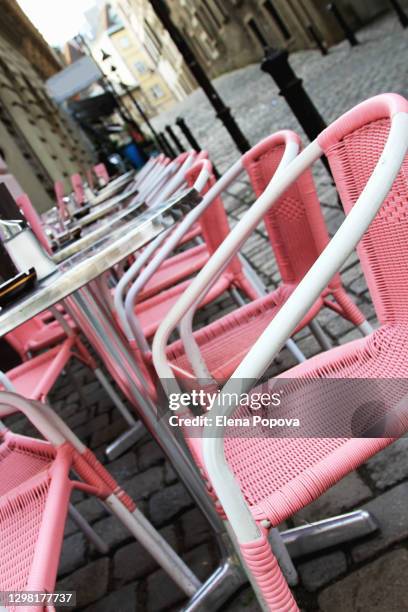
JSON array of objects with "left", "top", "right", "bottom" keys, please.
[
  {"left": 175, "top": 117, "right": 220, "bottom": 178},
  {"left": 150, "top": 0, "right": 250, "bottom": 154},
  {"left": 165, "top": 125, "right": 185, "bottom": 154},
  {"left": 327, "top": 3, "right": 359, "bottom": 46},
  {"left": 175, "top": 117, "right": 202, "bottom": 152},
  {"left": 307, "top": 24, "right": 328, "bottom": 56},
  {"left": 389, "top": 0, "right": 408, "bottom": 28},
  {"left": 261, "top": 48, "right": 327, "bottom": 142},
  {"left": 261, "top": 48, "right": 335, "bottom": 182},
  {"left": 154, "top": 132, "right": 167, "bottom": 156},
  {"left": 158, "top": 131, "right": 177, "bottom": 158}
]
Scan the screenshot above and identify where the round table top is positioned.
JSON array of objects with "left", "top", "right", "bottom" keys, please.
[{"left": 0, "top": 188, "right": 201, "bottom": 336}]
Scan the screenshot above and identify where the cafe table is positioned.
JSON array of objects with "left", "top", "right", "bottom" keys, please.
[
  {"left": 88, "top": 169, "right": 135, "bottom": 206},
  {"left": 53, "top": 199, "right": 147, "bottom": 263},
  {"left": 0, "top": 187, "right": 247, "bottom": 611},
  {"left": 70, "top": 182, "right": 139, "bottom": 230}
]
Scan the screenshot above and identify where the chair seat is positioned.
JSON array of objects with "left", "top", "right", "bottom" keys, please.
[
  {"left": 221, "top": 324, "right": 408, "bottom": 526},
  {"left": 1, "top": 341, "right": 74, "bottom": 400},
  {"left": 137, "top": 274, "right": 233, "bottom": 339},
  {"left": 138, "top": 244, "right": 209, "bottom": 301},
  {"left": 167, "top": 284, "right": 323, "bottom": 380},
  {"left": 25, "top": 319, "right": 76, "bottom": 354}
]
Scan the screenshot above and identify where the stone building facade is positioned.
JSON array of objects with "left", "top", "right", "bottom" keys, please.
[
  {"left": 157, "top": 0, "right": 400, "bottom": 79},
  {"left": 114, "top": 0, "right": 197, "bottom": 101},
  {"left": 0, "top": 0, "right": 94, "bottom": 212},
  {"left": 89, "top": 3, "right": 178, "bottom": 119}
]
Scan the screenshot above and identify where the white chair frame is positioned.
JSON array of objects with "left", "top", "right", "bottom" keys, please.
[{"left": 152, "top": 108, "right": 408, "bottom": 608}]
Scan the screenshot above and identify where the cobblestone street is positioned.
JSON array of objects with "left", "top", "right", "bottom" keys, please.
[{"left": 8, "top": 11, "right": 408, "bottom": 611}]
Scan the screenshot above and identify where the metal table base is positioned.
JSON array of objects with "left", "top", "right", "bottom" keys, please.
[{"left": 65, "top": 286, "right": 378, "bottom": 610}]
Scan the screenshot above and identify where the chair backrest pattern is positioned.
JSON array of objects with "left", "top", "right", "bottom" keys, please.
[
  {"left": 242, "top": 136, "right": 333, "bottom": 287},
  {"left": 325, "top": 115, "right": 408, "bottom": 325},
  {"left": 185, "top": 162, "right": 242, "bottom": 275}
]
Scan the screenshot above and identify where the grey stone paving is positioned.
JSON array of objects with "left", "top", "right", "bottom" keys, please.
[{"left": 8, "top": 10, "right": 408, "bottom": 611}]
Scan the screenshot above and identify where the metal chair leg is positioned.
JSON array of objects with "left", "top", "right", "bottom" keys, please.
[
  {"left": 280, "top": 510, "right": 378, "bottom": 558},
  {"left": 93, "top": 367, "right": 138, "bottom": 427},
  {"left": 68, "top": 503, "right": 109, "bottom": 554},
  {"left": 309, "top": 319, "right": 332, "bottom": 351}
]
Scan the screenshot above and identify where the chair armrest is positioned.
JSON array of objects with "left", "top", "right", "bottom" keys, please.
[
  {"left": 124, "top": 159, "right": 243, "bottom": 353},
  {"left": 0, "top": 391, "right": 66, "bottom": 445},
  {"left": 152, "top": 136, "right": 301, "bottom": 383}
]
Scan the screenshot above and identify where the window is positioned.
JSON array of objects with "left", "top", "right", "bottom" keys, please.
[
  {"left": 119, "top": 35, "right": 130, "bottom": 48},
  {"left": 150, "top": 84, "right": 164, "bottom": 99},
  {"left": 196, "top": 8, "right": 218, "bottom": 43},
  {"left": 263, "top": 0, "right": 291, "bottom": 41},
  {"left": 203, "top": 0, "right": 227, "bottom": 26},
  {"left": 247, "top": 18, "right": 268, "bottom": 49},
  {"left": 201, "top": 1, "right": 221, "bottom": 30},
  {"left": 134, "top": 60, "right": 148, "bottom": 75},
  {"left": 144, "top": 19, "right": 162, "bottom": 63}
]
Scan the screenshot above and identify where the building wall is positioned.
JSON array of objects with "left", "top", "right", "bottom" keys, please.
[
  {"left": 114, "top": 0, "right": 197, "bottom": 100},
  {"left": 156, "top": 0, "right": 399, "bottom": 79},
  {"left": 109, "top": 25, "right": 176, "bottom": 117},
  {"left": 0, "top": 36, "right": 94, "bottom": 212},
  {"left": 0, "top": 1, "right": 95, "bottom": 212}
]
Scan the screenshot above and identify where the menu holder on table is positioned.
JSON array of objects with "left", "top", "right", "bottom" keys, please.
[{"left": 0, "top": 268, "right": 37, "bottom": 308}]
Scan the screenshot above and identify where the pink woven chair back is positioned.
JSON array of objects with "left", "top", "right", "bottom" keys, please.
[
  {"left": 54, "top": 181, "right": 69, "bottom": 221},
  {"left": 0, "top": 431, "right": 70, "bottom": 598},
  {"left": 93, "top": 163, "right": 109, "bottom": 184},
  {"left": 321, "top": 94, "right": 408, "bottom": 325},
  {"left": 242, "top": 132, "right": 332, "bottom": 287},
  {"left": 16, "top": 194, "right": 51, "bottom": 255},
  {"left": 185, "top": 160, "right": 241, "bottom": 275},
  {"left": 86, "top": 168, "right": 95, "bottom": 191},
  {"left": 70, "top": 173, "right": 85, "bottom": 206}
]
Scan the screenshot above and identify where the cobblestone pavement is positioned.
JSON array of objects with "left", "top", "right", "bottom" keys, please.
[{"left": 8, "top": 11, "right": 408, "bottom": 611}]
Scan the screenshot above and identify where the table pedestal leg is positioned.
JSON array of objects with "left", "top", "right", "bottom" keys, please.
[{"left": 65, "top": 286, "right": 246, "bottom": 609}]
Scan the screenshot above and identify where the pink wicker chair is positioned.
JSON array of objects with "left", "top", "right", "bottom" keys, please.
[
  {"left": 0, "top": 335, "right": 90, "bottom": 402},
  {"left": 70, "top": 173, "right": 85, "bottom": 207},
  {"left": 53, "top": 181, "right": 70, "bottom": 223},
  {"left": 0, "top": 392, "right": 200, "bottom": 611},
  {"left": 93, "top": 162, "right": 110, "bottom": 185},
  {"left": 3, "top": 314, "right": 134, "bottom": 430},
  {"left": 16, "top": 194, "right": 52, "bottom": 255},
  {"left": 153, "top": 93, "right": 408, "bottom": 610},
  {"left": 5, "top": 316, "right": 76, "bottom": 362},
  {"left": 163, "top": 130, "right": 370, "bottom": 381},
  {"left": 130, "top": 158, "right": 260, "bottom": 339}
]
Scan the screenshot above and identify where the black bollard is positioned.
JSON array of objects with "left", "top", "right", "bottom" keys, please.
[
  {"left": 261, "top": 49, "right": 327, "bottom": 141},
  {"left": 327, "top": 3, "right": 359, "bottom": 47},
  {"left": 121, "top": 81, "right": 161, "bottom": 147},
  {"left": 149, "top": 0, "right": 250, "bottom": 154},
  {"left": 165, "top": 125, "right": 185, "bottom": 154},
  {"left": 175, "top": 117, "right": 202, "bottom": 152},
  {"left": 389, "top": 0, "right": 408, "bottom": 28},
  {"left": 155, "top": 132, "right": 169, "bottom": 156},
  {"left": 158, "top": 131, "right": 177, "bottom": 158},
  {"left": 261, "top": 48, "right": 334, "bottom": 180},
  {"left": 175, "top": 117, "right": 220, "bottom": 178},
  {"left": 307, "top": 24, "right": 328, "bottom": 56}
]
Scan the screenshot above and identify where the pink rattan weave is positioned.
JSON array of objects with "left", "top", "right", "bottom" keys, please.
[
  {"left": 223, "top": 324, "right": 408, "bottom": 525},
  {"left": 223, "top": 105, "right": 408, "bottom": 526},
  {"left": 326, "top": 117, "right": 408, "bottom": 325},
  {"left": 166, "top": 132, "right": 365, "bottom": 380},
  {"left": 0, "top": 474, "right": 51, "bottom": 595}
]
